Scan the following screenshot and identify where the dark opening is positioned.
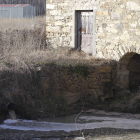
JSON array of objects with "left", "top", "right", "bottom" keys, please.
[{"left": 128, "top": 54, "right": 140, "bottom": 93}]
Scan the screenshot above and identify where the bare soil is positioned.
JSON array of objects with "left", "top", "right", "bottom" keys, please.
[{"left": 0, "top": 128, "right": 140, "bottom": 140}]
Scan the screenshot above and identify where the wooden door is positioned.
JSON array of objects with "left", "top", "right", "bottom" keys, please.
[{"left": 77, "top": 11, "right": 93, "bottom": 54}]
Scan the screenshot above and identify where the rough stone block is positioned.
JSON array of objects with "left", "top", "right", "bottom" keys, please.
[
  {"left": 62, "top": 92, "right": 81, "bottom": 104},
  {"left": 55, "top": 21, "right": 64, "bottom": 26},
  {"left": 111, "top": 12, "right": 120, "bottom": 20},
  {"left": 101, "top": 79, "right": 111, "bottom": 82},
  {"left": 127, "top": 2, "right": 140, "bottom": 11},
  {"left": 62, "top": 27, "right": 71, "bottom": 32},
  {"left": 50, "top": 10, "right": 61, "bottom": 15},
  {"left": 97, "top": 11, "right": 108, "bottom": 16},
  {"left": 99, "top": 67, "right": 112, "bottom": 73},
  {"left": 46, "top": 26, "right": 61, "bottom": 32},
  {"left": 46, "top": 4, "right": 55, "bottom": 9},
  {"left": 136, "top": 31, "right": 140, "bottom": 36},
  {"left": 117, "top": 70, "right": 129, "bottom": 76},
  {"left": 106, "top": 27, "right": 118, "bottom": 33}
]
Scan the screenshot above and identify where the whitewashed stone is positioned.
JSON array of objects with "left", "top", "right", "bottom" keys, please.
[
  {"left": 111, "top": 12, "right": 120, "bottom": 20},
  {"left": 120, "top": 5, "right": 124, "bottom": 8},
  {"left": 113, "top": 51, "right": 119, "bottom": 60},
  {"left": 115, "top": 8, "right": 123, "bottom": 13},
  {"left": 46, "top": 0, "right": 140, "bottom": 60},
  {"left": 50, "top": 10, "right": 61, "bottom": 15},
  {"left": 120, "top": 34, "right": 129, "bottom": 40},
  {"left": 119, "top": 45, "right": 125, "bottom": 56},
  {"left": 106, "top": 27, "right": 118, "bottom": 33},
  {"left": 66, "top": 22, "right": 72, "bottom": 26},
  {"left": 136, "top": 31, "right": 140, "bottom": 36},
  {"left": 55, "top": 21, "right": 63, "bottom": 26},
  {"left": 123, "top": 31, "right": 128, "bottom": 34},
  {"left": 127, "top": 15, "right": 132, "bottom": 20},
  {"left": 108, "top": 45, "right": 115, "bottom": 50},
  {"left": 98, "top": 27, "right": 103, "bottom": 33},
  {"left": 62, "top": 27, "right": 71, "bottom": 32},
  {"left": 130, "top": 24, "right": 137, "bottom": 29},
  {"left": 55, "top": 16, "right": 64, "bottom": 20},
  {"left": 46, "top": 26, "right": 61, "bottom": 32},
  {"left": 127, "top": 2, "right": 140, "bottom": 11},
  {"left": 96, "top": 52, "right": 105, "bottom": 58},
  {"left": 46, "top": 4, "right": 55, "bottom": 9},
  {"left": 46, "top": 17, "right": 50, "bottom": 21},
  {"left": 58, "top": 3, "right": 69, "bottom": 6},
  {"left": 114, "top": 36, "right": 119, "bottom": 40}
]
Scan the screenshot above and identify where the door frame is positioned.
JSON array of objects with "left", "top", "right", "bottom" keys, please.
[{"left": 72, "top": 9, "right": 96, "bottom": 56}]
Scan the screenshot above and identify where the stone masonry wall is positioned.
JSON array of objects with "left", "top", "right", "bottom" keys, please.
[
  {"left": 46, "top": 0, "right": 140, "bottom": 60},
  {"left": 38, "top": 65, "right": 116, "bottom": 104},
  {"left": 46, "top": 0, "right": 73, "bottom": 48},
  {"left": 46, "top": 0, "right": 99, "bottom": 48},
  {"left": 96, "top": 0, "right": 140, "bottom": 60}
]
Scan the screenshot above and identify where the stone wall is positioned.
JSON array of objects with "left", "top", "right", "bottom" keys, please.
[
  {"left": 96, "top": 0, "right": 140, "bottom": 60},
  {"left": 46, "top": 0, "right": 140, "bottom": 60},
  {"left": 46, "top": 0, "right": 98, "bottom": 48},
  {"left": 38, "top": 65, "right": 116, "bottom": 104},
  {"left": 46, "top": 0, "right": 74, "bottom": 48}
]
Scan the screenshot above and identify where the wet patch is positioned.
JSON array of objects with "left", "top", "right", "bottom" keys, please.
[{"left": 1, "top": 111, "right": 140, "bottom": 139}]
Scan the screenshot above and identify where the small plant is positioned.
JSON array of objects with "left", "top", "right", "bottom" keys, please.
[
  {"left": 45, "top": 62, "right": 57, "bottom": 66},
  {"left": 36, "top": 62, "right": 57, "bottom": 67},
  {"left": 69, "top": 65, "right": 89, "bottom": 77},
  {"left": 37, "top": 62, "right": 46, "bottom": 66},
  {"left": 3, "top": 62, "right": 13, "bottom": 67}
]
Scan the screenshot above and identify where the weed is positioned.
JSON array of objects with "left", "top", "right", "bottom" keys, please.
[
  {"left": 69, "top": 65, "right": 89, "bottom": 77},
  {"left": 45, "top": 62, "right": 57, "bottom": 66},
  {"left": 36, "top": 62, "right": 46, "bottom": 66},
  {"left": 3, "top": 62, "right": 13, "bottom": 67}
]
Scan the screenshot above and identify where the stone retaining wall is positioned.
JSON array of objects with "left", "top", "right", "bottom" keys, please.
[{"left": 38, "top": 65, "right": 116, "bottom": 104}]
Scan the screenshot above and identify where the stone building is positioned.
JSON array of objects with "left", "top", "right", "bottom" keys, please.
[{"left": 46, "top": 0, "right": 140, "bottom": 90}]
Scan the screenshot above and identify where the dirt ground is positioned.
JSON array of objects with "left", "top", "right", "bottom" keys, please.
[
  {"left": 0, "top": 128, "right": 140, "bottom": 140},
  {"left": 1, "top": 110, "right": 140, "bottom": 140}
]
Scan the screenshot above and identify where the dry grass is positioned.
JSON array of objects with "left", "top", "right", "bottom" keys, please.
[
  {"left": 0, "top": 17, "right": 45, "bottom": 31},
  {"left": 0, "top": 17, "right": 47, "bottom": 119},
  {"left": 0, "top": 17, "right": 115, "bottom": 68},
  {"left": 0, "top": 18, "right": 116, "bottom": 70},
  {"left": 0, "top": 17, "right": 116, "bottom": 119}
]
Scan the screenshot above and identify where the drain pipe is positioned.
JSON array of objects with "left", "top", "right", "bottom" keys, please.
[{"left": 6, "top": 103, "right": 17, "bottom": 120}]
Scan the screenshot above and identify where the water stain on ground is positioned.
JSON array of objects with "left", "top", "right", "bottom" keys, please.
[{"left": 1, "top": 110, "right": 140, "bottom": 140}]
